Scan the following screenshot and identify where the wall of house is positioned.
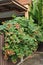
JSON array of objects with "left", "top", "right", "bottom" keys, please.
[
  {"left": 0, "top": 10, "right": 19, "bottom": 18},
  {"left": 0, "top": 0, "right": 3, "bottom": 1},
  {"left": 0, "top": 0, "right": 10, "bottom": 1},
  {"left": 16, "top": 0, "right": 32, "bottom": 19}
]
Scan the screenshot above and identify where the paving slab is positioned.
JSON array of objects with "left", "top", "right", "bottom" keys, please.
[{"left": 20, "top": 52, "right": 43, "bottom": 65}]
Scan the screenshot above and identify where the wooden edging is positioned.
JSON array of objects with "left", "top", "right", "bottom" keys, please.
[
  {"left": 17, "top": 53, "right": 35, "bottom": 65},
  {"left": 35, "top": 52, "right": 43, "bottom": 54},
  {"left": 17, "top": 51, "right": 43, "bottom": 65}
]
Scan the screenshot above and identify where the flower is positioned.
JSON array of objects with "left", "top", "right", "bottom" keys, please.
[
  {"left": 5, "top": 50, "right": 15, "bottom": 56},
  {"left": 15, "top": 23, "right": 20, "bottom": 29}
]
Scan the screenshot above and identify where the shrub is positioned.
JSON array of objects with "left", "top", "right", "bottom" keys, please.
[{"left": 0, "top": 17, "right": 42, "bottom": 63}]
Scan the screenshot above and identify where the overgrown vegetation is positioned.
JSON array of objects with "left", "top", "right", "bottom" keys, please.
[
  {"left": 30, "top": 0, "right": 43, "bottom": 24},
  {"left": 30, "top": 0, "right": 43, "bottom": 42},
  {"left": 0, "top": 17, "right": 42, "bottom": 63},
  {"left": 0, "top": 0, "right": 43, "bottom": 64}
]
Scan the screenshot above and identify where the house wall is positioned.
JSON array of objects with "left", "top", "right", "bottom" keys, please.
[
  {"left": 0, "top": 10, "right": 19, "bottom": 18},
  {"left": 16, "top": 0, "right": 32, "bottom": 19},
  {"left": 0, "top": 0, "right": 10, "bottom": 1},
  {"left": 0, "top": 0, "right": 30, "bottom": 19}
]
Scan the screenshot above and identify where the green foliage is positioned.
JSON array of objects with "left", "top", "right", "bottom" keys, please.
[
  {"left": 0, "top": 0, "right": 42, "bottom": 63},
  {"left": 30, "top": 0, "right": 43, "bottom": 42},
  {"left": 0, "top": 17, "right": 42, "bottom": 63},
  {"left": 30, "top": 0, "right": 43, "bottom": 24}
]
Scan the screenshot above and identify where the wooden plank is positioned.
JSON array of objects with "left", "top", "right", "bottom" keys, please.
[
  {"left": 0, "top": 10, "right": 18, "bottom": 18},
  {"left": 0, "top": 34, "right": 7, "bottom": 65},
  {"left": 0, "top": 34, "right": 4, "bottom": 65},
  {"left": 0, "top": 34, "right": 15, "bottom": 65}
]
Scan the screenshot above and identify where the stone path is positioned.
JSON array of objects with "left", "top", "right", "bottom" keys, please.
[{"left": 20, "top": 52, "right": 43, "bottom": 65}]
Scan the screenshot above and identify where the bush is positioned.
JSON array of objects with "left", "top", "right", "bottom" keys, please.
[{"left": 0, "top": 17, "right": 42, "bottom": 63}]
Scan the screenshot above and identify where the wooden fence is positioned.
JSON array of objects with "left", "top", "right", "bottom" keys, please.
[{"left": 0, "top": 34, "right": 15, "bottom": 65}]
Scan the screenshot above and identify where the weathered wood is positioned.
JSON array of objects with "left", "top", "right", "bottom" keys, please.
[
  {"left": 0, "top": 34, "right": 8, "bottom": 65},
  {"left": 0, "top": 34, "right": 15, "bottom": 65},
  {"left": 0, "top": 34, "right": 5, "bottom": 65},
  {"left": 25, "top": 10, "right": 28, "bottom": 19}
]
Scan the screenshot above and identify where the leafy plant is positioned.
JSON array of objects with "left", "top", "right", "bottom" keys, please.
[
  {"left": 0, "top": 17, "right": 42, "bottom": 63},
  {"left": 0, "top": 0, "right": 43, "bottom": 63},
  {"left": 30, "top": 0, "right": 43, "bottom": 42}
]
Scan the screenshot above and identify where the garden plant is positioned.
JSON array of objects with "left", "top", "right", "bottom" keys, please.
[
  {"left": 0, "top": 0, "right": 43, "bottom": 64},
  {"left": 0, "top": 16, "right": 42, "bottom": 64}
]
